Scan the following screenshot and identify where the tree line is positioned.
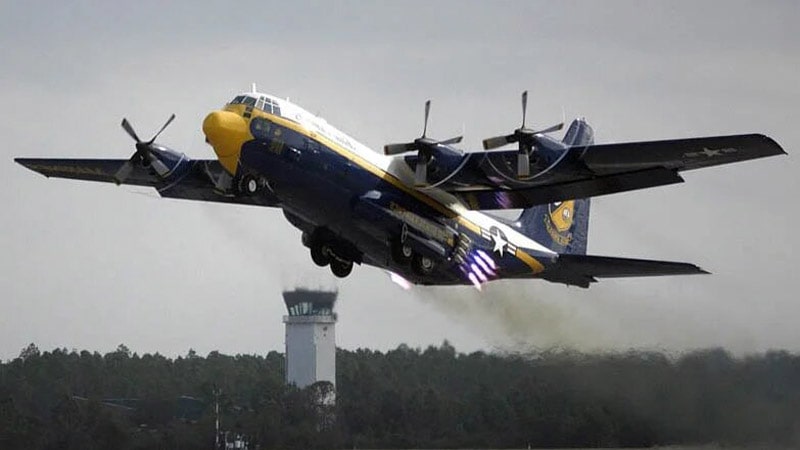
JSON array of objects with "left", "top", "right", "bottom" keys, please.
[{"left": 1, "top": 342, "right": 799, "bottom": 449}]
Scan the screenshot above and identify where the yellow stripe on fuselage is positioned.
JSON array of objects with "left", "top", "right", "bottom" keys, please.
[
  {"left": 218, "top": 104, "right": 544, "bottom": 275},
  {"left": 515, "top": 249, "right": 546, "bottom": 273}
]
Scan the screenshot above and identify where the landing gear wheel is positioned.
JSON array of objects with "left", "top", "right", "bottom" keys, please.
[
  {"left": 391, "top": 240, "right": 414, "bottom": 265},
  {"left": 411, "top": 254, "right": 435, "bottom": 276},
  {"left": 237, "top": 174, "right": 259, "bottom": 196},
  {"left": 330, "top": 259, "right": 353, "bottom": 278},
  {"left": 310, "top": 243, "right": 331, "bottom": 267}
]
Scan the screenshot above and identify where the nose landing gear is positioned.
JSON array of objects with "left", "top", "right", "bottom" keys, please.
[{"left": 235, "top": 173, "right": 261, "bottom": 196}]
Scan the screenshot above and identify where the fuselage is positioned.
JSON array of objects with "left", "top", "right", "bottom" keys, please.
[
  {"left": 202, "top": 91, "right": 557, "bottom": 286},
  {"left": 18, "top": 88, "right": 778, "bottom": 287}
]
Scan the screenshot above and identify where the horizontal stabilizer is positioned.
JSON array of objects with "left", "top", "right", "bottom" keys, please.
[{"left": 541, "top": 254, "right": 709, "bottom": 288}]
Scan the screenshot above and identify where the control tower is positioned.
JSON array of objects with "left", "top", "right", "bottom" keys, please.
[{"left": 282, "top": 289, "right": 338, "bottom": 389}]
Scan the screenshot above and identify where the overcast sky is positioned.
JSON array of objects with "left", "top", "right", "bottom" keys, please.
[{"left": 1, "top": 1, "right": 798, "bottom": 360}]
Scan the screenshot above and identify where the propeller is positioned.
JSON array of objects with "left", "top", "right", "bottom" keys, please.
[
  {"left": 384, "top": 100, "right": 462, "bottom": 186},
  {"left": 482, "top": 91, "right": 564, "bottom": 178},
  {"left": 114, "top": 114, "right": 176, "bottom": 184}
]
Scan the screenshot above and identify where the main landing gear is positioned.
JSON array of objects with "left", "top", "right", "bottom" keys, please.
[
  {"left": 303, "top": 231, "right": 357, "bottom": 278},
  {"left": 330, "top": 259, "right": 354, "bottom": 278}
]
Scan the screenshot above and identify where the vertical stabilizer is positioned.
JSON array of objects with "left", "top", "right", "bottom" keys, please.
[
  {"left": 515, "top": 118, "right": 594, "bottom": 254},
  {"left": 516, "top": 199, "right": 590, "bottom": 254}
]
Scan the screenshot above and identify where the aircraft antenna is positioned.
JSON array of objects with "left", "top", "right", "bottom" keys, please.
[{"left": 251, "top": 83, "right": 257, "bottom": 93}]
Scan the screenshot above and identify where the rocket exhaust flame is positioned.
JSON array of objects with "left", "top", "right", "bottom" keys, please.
[
  {"left": 473, "top": 254, "right": 495, "bottom": 277},
  {"left": 388, "top": 271, "right": 413, "bottom": 290},
  {"left": 476, "top": 249, "right": 497, "bottom": 270},
  {"left": 471, "top": 263, "right": 488, "bottom": 283},
  {"left": 467, "top": 272, "right": 482, "bottom": 291},
  {"left": 460, "top": 249, "right": 499, "bottom": 290}
]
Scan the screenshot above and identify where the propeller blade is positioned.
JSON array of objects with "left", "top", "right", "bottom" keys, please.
[
  {"left": 148, "top": 155, "right": 171, "bottom": 177},
  {"left": 482, "top": 134, "right": 515, "bottom": 150},
  {"left": 384, "top": 142, "right": 417, "bottom": 155},
  {"left": 148, "top": 113, "right": 176, "bottom": 144},
  {"left": 422, "top": 100, "right": 431, "bottom": 138},
  {"left": 121, "top": 118, "right": 141, "bottom": 143},
  {"left": 414, "top": 158, "right": 428, "bottom": 186},
  {"left": 517, "top": 151, "right": 530, "bottom": 178},
  {"left": 437, "top": 135, "right": 463, "bottom": 146},
  {"left": 532, "top": 122, "right": 564, "bottom": 135},
  {"left": 114, "top": 160, "right": 134, "bottom": 185},
  {"left": 521, "top": 90, "right": 528, "bottom": 128}
]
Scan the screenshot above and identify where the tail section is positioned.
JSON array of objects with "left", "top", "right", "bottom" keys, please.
[{"left": 516, "top": 118, "right": 594, "bottom": 254}]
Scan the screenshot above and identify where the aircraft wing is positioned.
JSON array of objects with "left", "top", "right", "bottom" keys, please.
[
  {"left": 535, "top": 254, "right": 709, "bottom": 288},
  {"left": 578, "top": 133, "right": 784, "bottom": 174},
  {"left": 15, "top": 157, "right": 281, "bottom": 207},
  {"left": 417, "top": 133, "right": 785, "bottom": 209}
]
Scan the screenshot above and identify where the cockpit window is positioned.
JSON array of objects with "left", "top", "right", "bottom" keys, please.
[
  {"left": 258, "top": 96, "right": 281, "bottom": 116},
  {"left": 229, "top": 94, "right": 281, "bottom": 116},
  {"left": 229, "top": 95, "right": 258, "bottom": 106}
]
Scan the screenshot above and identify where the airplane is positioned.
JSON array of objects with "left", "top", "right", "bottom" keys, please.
[{"left": 15, "top": 87, "right": 786, "bottom": 289}]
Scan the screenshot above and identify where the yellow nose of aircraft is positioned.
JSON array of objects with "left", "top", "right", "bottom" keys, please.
[{"left": 203, "top": 110, "right": 250, "bottom": 174}]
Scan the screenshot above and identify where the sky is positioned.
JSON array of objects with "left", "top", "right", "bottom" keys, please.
[{"left": 1, "top": 1, "right": 798, "bottom": 360}]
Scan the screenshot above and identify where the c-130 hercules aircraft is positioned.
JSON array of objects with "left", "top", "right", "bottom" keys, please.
[{"left": 16, "top": 87, "right": 785, "bottom": 289}]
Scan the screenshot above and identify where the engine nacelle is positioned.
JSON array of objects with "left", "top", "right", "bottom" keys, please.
[{"left": 402, "top": 145, "right": 466, "bottom": 187}]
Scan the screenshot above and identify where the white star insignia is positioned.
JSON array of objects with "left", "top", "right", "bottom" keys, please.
[
  {"left": 701, "top": 147, "right": 721, "bottom": 157},
  {"left": 490, "top": 229, "right": 508, "bottom": 257}
]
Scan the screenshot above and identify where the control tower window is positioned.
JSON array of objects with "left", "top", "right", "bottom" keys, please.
[{"left": 287, "top": 301, "right": 333, "bottom": 316}]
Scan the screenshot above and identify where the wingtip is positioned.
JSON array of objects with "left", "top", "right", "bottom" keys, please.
[
  {"left": 14, "top": 158, "right": 35, "bottom": 169},
  {"left": 14, "top": 158, "right": 51, "bottom": 178},
  {"left": 757, "top": 133, "right": 788, "bottom": 156}
]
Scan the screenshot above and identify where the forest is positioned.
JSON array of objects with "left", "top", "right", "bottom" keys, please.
[{"left": 1, "top": 342, "right": 799, "bottom": 449}]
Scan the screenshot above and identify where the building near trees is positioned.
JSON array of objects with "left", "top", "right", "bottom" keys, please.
[{"left": 282, "top": 289, "right": 337, "bottom": 403}]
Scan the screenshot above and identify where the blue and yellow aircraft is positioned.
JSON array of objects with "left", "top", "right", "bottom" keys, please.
[{"left": 15, "top": 88, "right": 785, "bottom": 289}]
